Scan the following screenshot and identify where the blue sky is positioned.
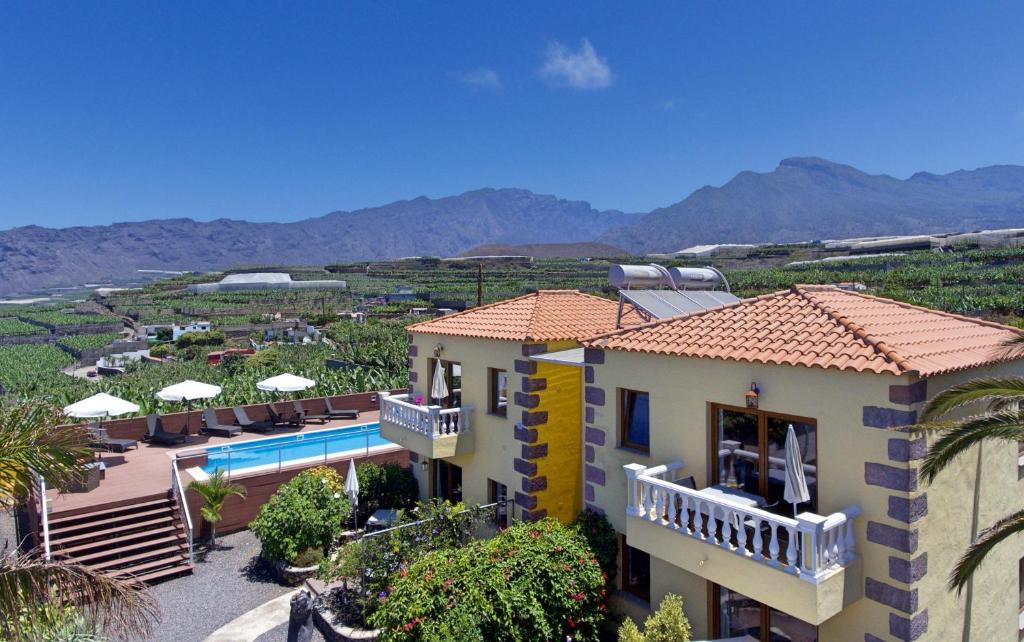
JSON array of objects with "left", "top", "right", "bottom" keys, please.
[{"left": 1, "top": 2, "right": 1023, "bottom": 229}]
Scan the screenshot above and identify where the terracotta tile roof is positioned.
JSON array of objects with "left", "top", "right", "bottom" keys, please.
[
  {"left": 407, "top": 290, "right": 638, "bottom": 342},
  {"left": 581, "top": 285, "right": 1024, "bottom": 376}
]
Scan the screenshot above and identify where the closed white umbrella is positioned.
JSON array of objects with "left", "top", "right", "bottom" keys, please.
[
  {"left": 64, "top": 393, "right": 139, "bottom": 419},
  {"left": 156, "top": 380, "right": 222, "bottom": 437},
  {"left": 783, "top": 424, "right": 811, "bottom": 516},
  {"left": 430, "top": 364, "right": 449, "bottom": 404},
  {"left": 344, "top": 458, "right": 359, "bottom": 530}
]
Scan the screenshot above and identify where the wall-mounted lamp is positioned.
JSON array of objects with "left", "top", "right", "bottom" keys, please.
[
  {"left": 433, "top": 343, "right": 444, "bottom": 358},
  {"left": 745, "top": 382, "right": 760, "bottom": 409},
  {"left": 420, "top": 460, "right": 429, "bottom": 472}
]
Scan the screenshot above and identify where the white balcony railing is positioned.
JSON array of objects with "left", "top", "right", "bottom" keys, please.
[
  {"left": 381, "top": 392, "right": 472, "bottom": 439},
  {"left": 624, "top": 461, "right": 860, "bottom": 583}
]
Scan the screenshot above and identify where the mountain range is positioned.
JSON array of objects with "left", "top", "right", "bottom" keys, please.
[{"left": 2, "top": 157, "right": 1024, "bottom": 296}]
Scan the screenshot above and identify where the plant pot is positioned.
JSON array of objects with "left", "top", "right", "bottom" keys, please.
[
  {"left": 273, "top": 559, "right": 320, "bottom": 586},
  {"left": 313, "top": 604, "right": 381, "bottom": 642}
]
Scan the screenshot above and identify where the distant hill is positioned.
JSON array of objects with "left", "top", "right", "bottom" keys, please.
[
  {"left": 458, "top": 242, "right": 628, "bottom": 258},
  {"left": 603, "top": 158, "right": 1024, "bottom": 253},
  {"left": 4, "top": 158, "right": 1024, "bottom": 296},
  {"left": 0, "top": 189, "right": 639, "bottom": 296}
]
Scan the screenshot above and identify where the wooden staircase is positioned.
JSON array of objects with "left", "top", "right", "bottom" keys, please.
[{"left": 48, "top": 492, "right": 193, "bottom": 584}]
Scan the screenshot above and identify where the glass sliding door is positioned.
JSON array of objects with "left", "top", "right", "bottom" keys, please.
[
  {"left": 712, "top": 405, "right": 818, "bottom": 515},
  {"left": 714, "top": 584, "right": 817, "bottom": 641}
]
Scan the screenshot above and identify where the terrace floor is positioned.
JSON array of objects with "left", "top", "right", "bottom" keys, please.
[{"left": 47, "top": 411, "right": 381, "bottom": 516}]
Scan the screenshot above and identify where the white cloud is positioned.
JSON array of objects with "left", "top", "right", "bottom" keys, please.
[
  {"left": 458, "top": 69, "right": 502, "bottom": 91},
  {"left": 539, "top": 38, "right": 612, "bottom": 90},
  {"left": 658, "top": 99, "right": 677, "bottom": 111}
]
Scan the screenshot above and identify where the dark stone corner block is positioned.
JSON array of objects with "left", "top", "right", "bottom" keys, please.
[
  {"left": 520, "top": 410, "right": 548, "bottom": 426},
  {"left": 514, "top": 359, "right": 538, "bottom": 375},
  {"left": 864, "top": 406, "right": 917, "bottom": 429},
  {"left": 583, "top": 348, "right": 605, "bottom": 364}
]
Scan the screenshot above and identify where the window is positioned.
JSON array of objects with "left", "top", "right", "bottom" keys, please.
[
  {"left": 489, "top": 479, "right": 509, "bottom": 528},
  {"left": 619, "top": 389, "right": 650, "bottom": 453},
  {"left": 1019, "top": 557, "right": 1024, "bottom": 632},
  {"left": 489, "top": 368, "right": 508, "bottom": 416},
  {"left": 620, "top": 535, "right": 650, "bottom": 601}
]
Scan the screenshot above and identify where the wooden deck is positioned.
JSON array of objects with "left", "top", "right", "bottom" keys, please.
[{"left": 47, "top": 411, "right": 382, "bottom": 516}]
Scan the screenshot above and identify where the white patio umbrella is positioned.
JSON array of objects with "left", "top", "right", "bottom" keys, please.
[
  {"left": 783, "top": 424, "right": 811, "bottom": 517},
  {"left": 156, "top": 380, "right": 222, "bottom": 436},
  {"left": 257, "top": 373, "right": 316, "bottom": 422},
  {"left": 430, "top": 364, "right": 449, "bottom": 404},
  {"left": 344, "top": 458, "right": 360, "bottom": 530},
  {"left": 63, "top": 392, "right": 139, "bottom": 420},
  {"left": 256, "top": 373, "right": 316, "bottom": 393},
  {"left": 64, "top": 393, "right": 140, "bottom": 461}
]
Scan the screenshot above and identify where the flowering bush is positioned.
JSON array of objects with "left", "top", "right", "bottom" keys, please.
[
  {"left": 369, "top": 518, "right": 607, "bottom": 641},
  {"left": 249, "top": 466, "right": 351, "bottom": 564}
]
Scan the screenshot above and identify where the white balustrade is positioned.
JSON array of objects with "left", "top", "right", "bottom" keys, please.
[
  {"left": 381, "top": 392, "right": 472, "bottom": 439},
  {"left": 624, "top": 462, "right": 860, "bottom": 583}
]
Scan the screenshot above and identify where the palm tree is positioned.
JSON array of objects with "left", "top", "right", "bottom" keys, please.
[
  {"left": 188, "top": 468, "right": 246, "bottom": 546},
  {"left": 0, "top": 401, "right": 159, "bottom": 641},
  {"left": 917, "top": 334, "right": 1024, "bottom": 594}
]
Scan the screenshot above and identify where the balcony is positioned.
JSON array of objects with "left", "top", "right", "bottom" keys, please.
[
  {"left": 379, "top": 392, "right": 474, "bottom": 459},
  {"left": 623, "top": 461, "right": 861, "bottom": 625}
]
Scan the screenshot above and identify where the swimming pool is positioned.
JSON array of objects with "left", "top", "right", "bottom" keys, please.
[{"left": 199, "top": 422, "right": 391, "bottom": 475}]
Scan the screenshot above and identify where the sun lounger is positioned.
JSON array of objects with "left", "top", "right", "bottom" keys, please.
[
  {"left": 232, "top": 406, "right": 275, "bottom": 433},
  {"left": 145, "top": 414, "right": 187, "bottom": 445},
  {"left": 202, "top": 408, "right": 242, "bottom": 437},
  {"left": 324, "top": 398, "right": 360, "bottom": 419},
  {"left": 266, "top": 403, "right": 302, "bottom": 427},
  {"left": 293, "top": 400, "right": 329, "bottom": 424},
  {"left": 88, "top": 423, "right": 138, "bottom": 453}
]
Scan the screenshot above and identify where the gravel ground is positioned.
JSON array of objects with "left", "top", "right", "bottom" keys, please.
[
  {"left": 254, "top": 621, "right": 325, "bottom": 642},
  {"left": 139, "top": 530, "right": 295, "bottom": 642}
]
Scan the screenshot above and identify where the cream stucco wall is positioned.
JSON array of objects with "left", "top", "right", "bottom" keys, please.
[
  {"left": 406, "top": 333, "right": 525, "bottom": 509},
  {"left": 906, "top": 361, "right": 1024, "bottom": 642},
  {"left": 586, "top": 349, "right": 909, "bottom": 639}
]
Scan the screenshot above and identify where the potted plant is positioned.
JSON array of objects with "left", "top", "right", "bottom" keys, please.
[{"left": 250, "top": 466, "right": 351, "bottom": 585}]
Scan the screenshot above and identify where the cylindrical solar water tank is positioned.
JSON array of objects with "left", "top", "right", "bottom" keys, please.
[
  {"left": 608, "top": 265, "right": 667, "bottom": 289},
  {"left": 666, "top": 267, "right": 724, "bottom": 290}
]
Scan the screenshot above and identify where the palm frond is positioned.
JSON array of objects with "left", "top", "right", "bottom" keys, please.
[
  {"left": 0, "top": 551, "right": 160, "bottom": 642},
  {"left": 919, "top": 377, "right": 1024, "bottom": 423},
  {"left": 0, "top": 402, "right": 92, "bottom": 507},
  {"left": 919, "top": 410, "right": 1024, "bottom": 484},
  {"left": 999, "top": 333, "right": 1024, "bottom": 359},
  {"left": 950, "top": 509, "right": 1024, "bottom": 595}
]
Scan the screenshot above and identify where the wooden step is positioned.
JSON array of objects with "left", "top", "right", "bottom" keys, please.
[
  {"left": 55, "top": 525, "right": 182, "bottom": 557},
  {"left": 69, "top": 534, "right": 186, "bottom": 564},
  {"left": 51, "top": 516, "right": 174, "bottom": 547},
  {"left": 129, "top": 563, "right": 193, "bottom": 585},
  {"left": 49, "top": 507, "right": 175, "bottom": 537},
  {"left": 106, "top": 554, "right": 189, "bottom": 578},
  {"left": 88, "top": 544, "right": 190, "bottom": 571},
  {"left": 49, "top": 498, "right": 172, "bottom": 527}
]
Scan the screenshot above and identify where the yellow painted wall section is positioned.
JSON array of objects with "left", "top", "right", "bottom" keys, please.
[{"left": 530, "top": 359, "right": 583, "bottom": 523}]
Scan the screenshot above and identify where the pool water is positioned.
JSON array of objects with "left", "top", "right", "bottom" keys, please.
[{"left": 201, "top": 422, "right": 389, "bottom": 474}]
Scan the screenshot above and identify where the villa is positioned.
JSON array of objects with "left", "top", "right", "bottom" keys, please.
[{"left": 382, "top": 285, "right": 1024, "bottom": 641}]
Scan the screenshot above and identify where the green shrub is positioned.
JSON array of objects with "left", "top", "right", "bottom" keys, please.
[
  {"left": 155, "top": 327, "right": 173, "bottom": 342},
  {"left": 249, "top": 466, "right": 351, "bottom": 564},
  {"left": 149, "top": 343, "right": 174, "bottom": 359},
  {"left": 175, "top": 329, "right": 225, "bottom": 348},
  {"left": 573, "top": 508, "right": 618, "bottom": 586},
  {"left": 244, "top": 346, "right": 281, "bottom": 370},
  {"left": 355, "top": 462, "right": 418, "bottom": 525},
  {"left": 369, "top": 518, "right": 607, "bottom": 642},
  {"left": 617, "top": 593, "right": 691, "bottom": 642}
]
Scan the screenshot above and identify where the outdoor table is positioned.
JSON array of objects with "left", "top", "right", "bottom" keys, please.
[{"left": 698, "top": 484, "right": 765, "bottom": 509}]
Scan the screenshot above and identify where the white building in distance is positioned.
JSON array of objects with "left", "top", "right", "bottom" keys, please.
[{"left": 187, "top": 272, "right": 346, "bottom": 293}]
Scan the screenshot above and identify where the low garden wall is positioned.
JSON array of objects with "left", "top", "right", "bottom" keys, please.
[
  {"left": 90, "top": 390, "right": 399, "bottom": 441},
  {"left": 0, "top": 333, "right": 55, "bottom": 346},
  {"left": 182, "top": 448, "right": 409, "bottom": 536}
]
